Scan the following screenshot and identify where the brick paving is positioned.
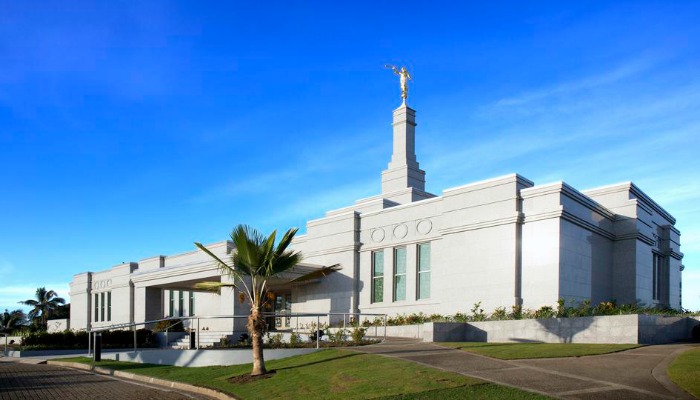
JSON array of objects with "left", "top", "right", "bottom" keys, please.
[{"left": 0, "top": 360, "right": 206, "bottom": 400}]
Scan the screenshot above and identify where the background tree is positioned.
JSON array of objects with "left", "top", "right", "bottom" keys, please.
[
  {"left": 18, "top": 287, "right": 65, "bottom": 331},
  {"left": 195, "top": 224, "right": 338, "bottom": 376},
  {"left": 0, "top": 309, "right": 27, "bottom": 333}
]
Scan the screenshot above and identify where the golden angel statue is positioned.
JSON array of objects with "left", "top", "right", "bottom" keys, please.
[{"left": 385, "top": 65, "right": 412, "bottom": 102}]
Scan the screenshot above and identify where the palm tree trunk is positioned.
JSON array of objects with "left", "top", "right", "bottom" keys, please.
[{"left": 248, "top": 308, "right": 267, "bottom": 376}]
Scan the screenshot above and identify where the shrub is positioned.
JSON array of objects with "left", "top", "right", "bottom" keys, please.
[
  {"left": 453, "top": 312, "right": 469, "bottom": 322},
  {"left": 534, "top": 306, "right": 556, "bottom": 319},
  {"left": 491, "top": 307, "right": 508, "bottom": 320},
  {"left": 22, "top": 328, "right": 155, "bottom": 349},
  {"left": 266, "top": 333, "right": 284, "bottom": 348},
  {"left": 351, "top": 326, "right": 366, "bottom": 344},
  {"left": 289, "top": 332, "right": 301, "bottom": 347},
  {"left": 330, "top": 328, "right": 347, "bottom": 345},
  {"left": 470, "top": 302, "right": 486, "bottom": 321},
  {"left": 153, "top": 318, "right": 184, "bottom": 332}
]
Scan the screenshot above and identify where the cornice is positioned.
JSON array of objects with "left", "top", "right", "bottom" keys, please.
[{"left": 130, "top": 262, "right": 218, "bottom": 283}]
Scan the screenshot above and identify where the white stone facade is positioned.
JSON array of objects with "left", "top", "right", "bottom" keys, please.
[{"left": 69, "top": 103, "right": 683, "bottom": 333}]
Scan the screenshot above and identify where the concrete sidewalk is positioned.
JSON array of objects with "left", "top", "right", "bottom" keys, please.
[{"left": 354, "top": 339, "right": 698, "bottom": 399}]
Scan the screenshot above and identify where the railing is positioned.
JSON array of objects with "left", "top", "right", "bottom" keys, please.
[
  {"left": 87, "top": 312, "right": 387, "bottom": 357},
  {"left": 2, "top": 333, "right": 7, "bottom": 357}
]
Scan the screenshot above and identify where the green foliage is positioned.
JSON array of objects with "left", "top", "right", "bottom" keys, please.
[
  {"left": 470, "top": 302, "right": 486, "bottom": 321},
  {"left": 289, "top": 332, "right": 301, "bottom": 347},
  {"left": 511, "top": 305, "right": 523, "bottom": 320},
  {"left": 18, "top": 287, "right": 66, "bottom": 331},
  {"left": 152, "top": 318, "right": 185, "bottom": 332},
  {"left": 21, "top": 329, "right": 156, "bottom": 349},
  {"left": 452, "top": 312, "right": 469, "bottom": 322},
  {"left": 372, "top": 298, "right": 694, "bottom": 326},
  {"left": 491, "top": 307, "right": 508, "bottom": 320},
  {"left": 330, "top": 328, "right": 347, "bottom": 345},
  {"left": 533, "top": 306, "right": 556, "bottom": 319},
  {"left": 1, "top": 309, "right": 27, "bottom": 333},
  {"left": 350, "top": 326, "right": 366, "bottom": 344},
  {"left": 266, "top": 333, "right": 284, "bottom": 348}
]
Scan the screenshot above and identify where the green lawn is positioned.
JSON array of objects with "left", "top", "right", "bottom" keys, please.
[
  {"left": 668, "top": 347, "right": 700, "bottom": 398},
  {"left": 441, "top": 342, "right": 641, "bottom": 359},
  {"left": 58, "top": 350, "right": 550, "bottom": 399}
]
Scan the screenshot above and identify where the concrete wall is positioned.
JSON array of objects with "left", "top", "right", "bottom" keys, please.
[
  {"left": 47, "top": 319, "right": 69, "bottom": 333},
  {"left": 102, "top": 348, "right": 320, "bottom": 367},
  {"left": 378, "top": 315, "right": 698, "bottom": 344}
]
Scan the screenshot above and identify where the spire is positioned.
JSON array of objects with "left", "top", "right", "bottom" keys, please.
[{"left": 381, "top": 103, "right": 427, "bottom": 197}]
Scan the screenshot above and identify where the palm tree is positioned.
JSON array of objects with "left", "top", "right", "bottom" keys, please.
[
  {"left": 195, "top": 225, "right": 338, "bottom": 376},
  {"left": 1, "top": 309, "right": 26, "bottom": 333},
  {"left": 18, "top": 287, "right": 66, "bottom": 330}
]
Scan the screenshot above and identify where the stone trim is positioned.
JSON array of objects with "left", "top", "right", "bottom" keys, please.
[
  {"left": 443, "top": 173, "right": 534, "bottom": 196},
  {"left": 521, "top": 181, "right": 616, "bottom": 221},
  {"left": 439, "top": 214, "right": 521, "bottom": 235}
]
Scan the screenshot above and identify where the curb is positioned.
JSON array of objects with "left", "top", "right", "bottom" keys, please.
[{"left": 47, "top": 360, "right": 238, "bottom": 400}]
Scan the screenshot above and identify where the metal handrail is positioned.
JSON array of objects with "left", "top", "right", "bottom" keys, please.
[{"left": 87, "top": 312, "right": 387, "bottom": 355}]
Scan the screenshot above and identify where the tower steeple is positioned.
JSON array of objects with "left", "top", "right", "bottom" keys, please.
[{"left": 380, "top": 104, "right": 432, "bottom": 203}]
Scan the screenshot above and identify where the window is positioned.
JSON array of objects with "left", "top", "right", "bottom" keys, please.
[
  {"left": 94, "top": 293, "right": 99, "bottom": 322},
  {"left": 653, "top": 253, "right": 668, "bottom": 304},
  {"left": 371, "top": 251, "right": 384, "bottom": 303},
  {"left": 107, "top": 292, "right": 112, "bottom": 321},
  {"left": 417, "top": 243, "right": 431, "bottom": 300},
  {"left": 393, "top": 247, "right": 406, "bottom": 301},
  {"left": 169, "top": 289, "right": 174, "bottom": 317},
  {"left": 178, "top": 291, "right": 185, "bottom": 317},
  {"left": 189, "top": 291, "right": 195, "bottom": 316},
  {"left": 100, "top": 292, "right": 105, "bottom": 322}
]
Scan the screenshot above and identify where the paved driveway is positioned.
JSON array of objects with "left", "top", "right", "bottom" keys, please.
[
  {"left": 0, "top": 359, "right": 208, "bottom": 400},
  {"left": 355, "top": 339, "right": 698, "bottom": 399}
]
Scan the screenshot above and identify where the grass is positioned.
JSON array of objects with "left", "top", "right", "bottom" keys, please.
[
  {"left": 57, "top": 350, "right": 550, "bottom": 399},
  {"left": 441, "top": 342, "right": 641, "bottom": 359},
  {"left": 667, "top": 347, "right": 700, "bottom": 398}
]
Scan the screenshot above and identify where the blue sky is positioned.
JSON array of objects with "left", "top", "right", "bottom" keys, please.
[{"left": 1, "top": 1, "right": 699, "bottom": 312}]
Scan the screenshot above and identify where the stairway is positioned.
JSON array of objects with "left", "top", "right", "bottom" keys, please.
[{"left": 166, "top": 331, "right": 232, "bottom": 349}]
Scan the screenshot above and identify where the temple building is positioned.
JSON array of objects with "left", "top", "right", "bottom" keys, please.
[{"left": 69, "top": 99, "right": 683, "bottom": 334}]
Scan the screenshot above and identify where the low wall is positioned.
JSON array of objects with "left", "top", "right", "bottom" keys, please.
[
  {"left": 3, "top": 336, "right": 22, "bottom": 345},
  {"left": 47, "top": 319, "right": 69, "bottom": 333},
  {"left": 379, "top": 315, "right": 698, "bottom": 344},
  {"left": 638, "top": 315, "right": 697, "bottom": 344},
  {"left": 102, "top": 348, "right": 320, "bottom": 367},
  {"left": 462, "top": 315, "right": 640, "bottom": 344},
  {"left": 365, "top": 324, "right": 422, "bottom": 339},
  {"left": 6, "top": 349, "right": 92, "bottom": 358}
]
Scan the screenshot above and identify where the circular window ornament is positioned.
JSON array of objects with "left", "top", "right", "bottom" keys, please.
[
  {"left": 393, "top": 223, "right": 409, "bottom": 239},
  {"left": 371, "top": 228, "right": 385, "bottom": 243},
  {"left": 416, "top": 219, "right": 433, "bottom": 235}
]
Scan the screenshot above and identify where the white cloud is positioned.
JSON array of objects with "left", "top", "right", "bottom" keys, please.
[{"left": 493, "top": 58, "right": 655, "bottom": 108}]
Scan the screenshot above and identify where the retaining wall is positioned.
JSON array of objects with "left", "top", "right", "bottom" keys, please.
[
  {"left": 102, "top": 348, "right": 320, "bottom": 367},
  {"left": 384, "top": 315, "right": 699, "bottom": 344}
]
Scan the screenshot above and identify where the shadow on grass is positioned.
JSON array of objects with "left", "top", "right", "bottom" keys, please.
[{"left": 274, "top": 352, "right": 360, "bottom": 371}]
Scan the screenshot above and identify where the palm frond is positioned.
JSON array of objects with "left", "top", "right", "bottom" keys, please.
[
  {"left": 194, "top": 281, "right": 237, "bottom": 293},
  {"left": 289, "top": 264, "right": 342, "bottom": 283}
]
